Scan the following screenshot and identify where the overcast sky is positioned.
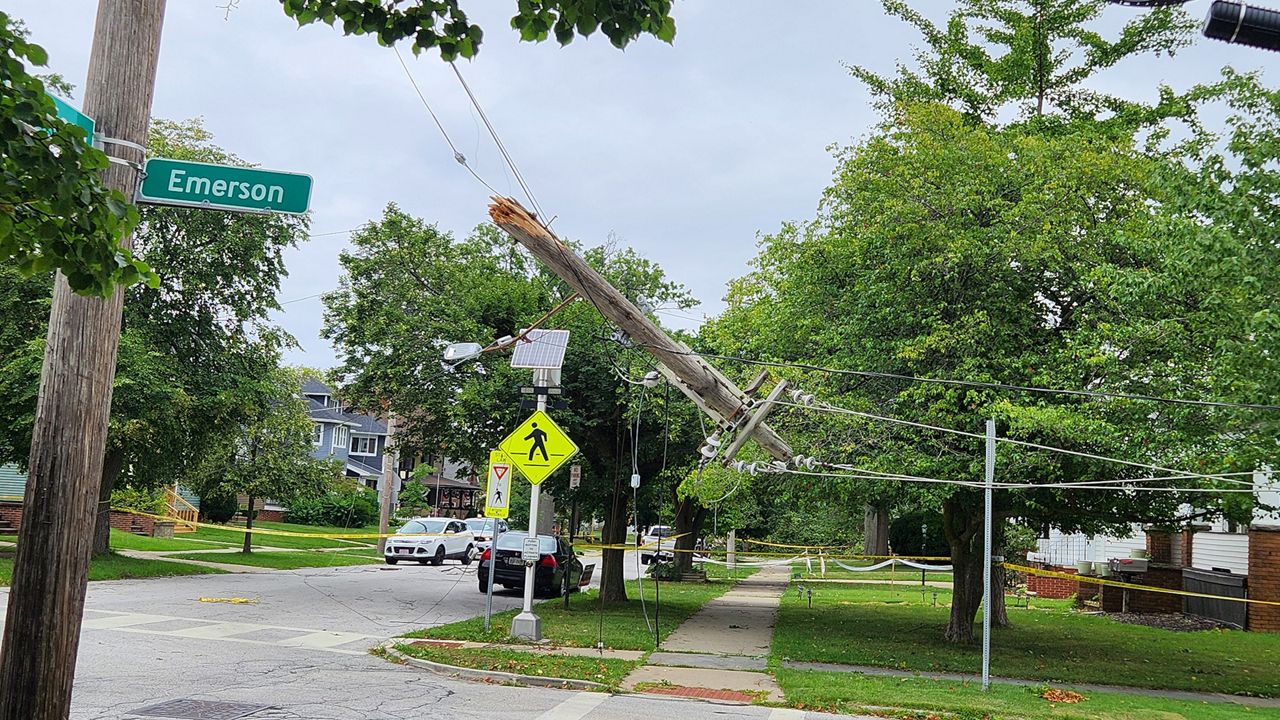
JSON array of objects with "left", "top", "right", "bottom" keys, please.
[{"left": 10, "top": 1, "right": 1271, "bottom": 369}]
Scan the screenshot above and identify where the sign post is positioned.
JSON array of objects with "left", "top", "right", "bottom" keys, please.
[
  {"left": 137, "top": 158, "right": 312, "bottom": 215},
  {"left": 483, "top": 450, "right": 512, "bottom": 632},
  {"left": 498, "top": 408, "right": 578, "bottom": 641}
]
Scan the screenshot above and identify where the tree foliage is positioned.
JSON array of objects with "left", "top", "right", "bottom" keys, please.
[
  {"left": 0, "top": 11, "right": 152, "bottom": 295},
  {"left": 279, "top": 0, "right": 675, "bottom": 60}
]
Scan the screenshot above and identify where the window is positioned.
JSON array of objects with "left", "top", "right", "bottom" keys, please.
[
  {"left": 350, "top": 434, "right": 377, "bottom": 456},
  {"left": 312, "top": 424, "right": 323, "bottom": 447},
  {"left": 333, "top": 425, "right": 348, "bottom": 450},
  {"left": 399, "top": 519, "right": 447, "bottom": 535}
]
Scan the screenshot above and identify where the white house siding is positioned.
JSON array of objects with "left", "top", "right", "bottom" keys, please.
[
  {"left": 1191, "top": 532, "right": 1249, "bottom": 575},
  {"left": 1031, "top": 525, "right": 1149, "bottom": 566}
]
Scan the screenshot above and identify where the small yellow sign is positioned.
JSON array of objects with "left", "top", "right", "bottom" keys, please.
[
  {"left": 498, "top": 410, "right": 578, "bottom": 486},
  {"left": 484, "top": 450, "right": 513, "bottom": 519}
]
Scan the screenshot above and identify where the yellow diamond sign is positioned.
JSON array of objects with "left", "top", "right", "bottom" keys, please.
[{"left": 498, "top": 410, "right": 578, "bottom": 485}]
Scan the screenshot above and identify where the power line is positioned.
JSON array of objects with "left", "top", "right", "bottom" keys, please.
[
  {"left": 773, "top": 399, "right": 1262, "bottom": 486},
  {"left": 621, "top": 343, "right": 1280, "bottom": 413},
  {"left": 393, "top": 46, "right": 500, "bottom": 195},
  {"left": 448, "top": 62, "right": 547, "bottom": 223}
]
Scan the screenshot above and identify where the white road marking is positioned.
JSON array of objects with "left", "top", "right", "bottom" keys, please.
[
  {"left": 79, "top": 610, "right": 378, "bottom": 656},
  {"left": 768, "top": 709, "right": 807, "bottom": 720},
  {"left": 534, "top": 691, "right": 610, "bottom": 720}
]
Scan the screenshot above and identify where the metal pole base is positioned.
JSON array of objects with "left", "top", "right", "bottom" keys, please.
[{"left": 510, "top": 611, "right": 542, "bottom": 641}]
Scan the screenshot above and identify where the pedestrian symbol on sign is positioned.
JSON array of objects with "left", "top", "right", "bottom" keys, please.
[
  {"left": 498, "top": 410, "right": 578, "bottom": 486},
  {"left": 484, "top": 450, "right": 513, "bottom": 519},
  {"left": 524, "top": 423, "right": 549, "bottom": 462}
]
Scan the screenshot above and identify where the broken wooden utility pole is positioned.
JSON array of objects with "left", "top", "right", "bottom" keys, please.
[
  {"left": 489, "top": 196, "right": 792, "bottom": 461},
  {"left": 0, "top": 2, "right": 167, "bottom": 718},
  {"left": 378, "top": 415, "right": 397, "bottom": 555}
]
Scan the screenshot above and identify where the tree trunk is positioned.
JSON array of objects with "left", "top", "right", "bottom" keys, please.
[
  {"left": 242, "top": 494, "right": 254, "bottom": 554},
  {"left": 943, "top": 496, "right": 983, "bottom": 643},
  {"left": 598, "top": 483, "right": 629, "bottom": 603},
  {"left": 673, "top": 497, "right": 707, "bottom": 575},
  {"left": 990, "top": 529, "right": 1009, "bottom": 628},
  {"left": 864, "top": 503, "right": 889, "bottom": 556},
  {"left": 91, "top": 447, "right": 126, "bottom": 557}
]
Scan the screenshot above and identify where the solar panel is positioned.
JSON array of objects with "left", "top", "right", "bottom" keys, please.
[{"left": 510, "top": 329, "right": 570, "bottom": 369}]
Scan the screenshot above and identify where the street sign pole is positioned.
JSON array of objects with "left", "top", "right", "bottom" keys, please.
[
  {"left": 483, "top": 451, "right": 512, "bottom": 632},
  {"left": 511, "top": 377, "right": 548, "bottom": 641},
  {"left": 982, "top": 419, "right": 995, "bottom": 692}
]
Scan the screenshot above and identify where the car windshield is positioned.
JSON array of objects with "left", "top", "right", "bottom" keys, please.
[
  {"left": 466, "top": 519, "right": 494, "bottom": 534},
  {"left": 494, "top": 533, "right": 557, "bottom": 553},
  {"left": 398, "top": 519, "right": 446, "bottom": 535},
  {"left": 648, "top": 527, "right": 673, "bottom": 537}
]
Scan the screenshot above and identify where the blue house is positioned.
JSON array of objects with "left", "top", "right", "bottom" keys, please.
[{"left": 302, "top": 379, "right": 391, "bottom": 490}]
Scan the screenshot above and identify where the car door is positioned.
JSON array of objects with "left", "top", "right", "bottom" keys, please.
[{"left": 448, "top": 521, "right": 465, "bottom": 555}]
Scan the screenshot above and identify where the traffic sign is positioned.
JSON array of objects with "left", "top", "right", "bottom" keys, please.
[
  {"left": 498, "top": 410, "right": 578, "bottom": 486},
  {"left": 569, "top": 465, "right": 581, "bottom": 489},
  {"left": 521, "top": 536, "right": 542, "bottom": 562},
  {"left": 484, "top": 450, "right": 512, "bottom": 519},
  {"left": 49, "top": 95, "right": 93, "bottom": 146},
  {"left": 137, "top": 158, "right": 312, "bottom": 215}
]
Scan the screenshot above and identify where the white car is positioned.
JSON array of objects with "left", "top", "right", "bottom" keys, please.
[
  {"left": 640, "top": 525, "right": 676, "bottom": 564},
  {"left": 384, "top": 517, "right": 474, "bottom": 566},
  {"left": 465, "top": 517, "right": 509, "bottom": 554}
]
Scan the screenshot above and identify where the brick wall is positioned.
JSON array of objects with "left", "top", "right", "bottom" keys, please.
[
  {"left": 1146, "top": 529, "right": 1174, "bottom": 564},
  {"left": 255, "top": 509, "right": 284, "bottom": 523},
  {"left": 0, "top": 502, "right": 22, "bottom": 532},
  {"left": 1180, "top": 528, "right": 1195, "bottom": 568},
  {"left": 109, "top": 510, "right": 155, "bottom": 536},
  {"left": 1100, "top": 564, "right": 1183, "bottom": 614},
  {"left": 1027, "top": 565, "right": 1079, "bottom": 599},
  {"left": 1249, "top": 526, "right": 1280, "bottom": 632}
]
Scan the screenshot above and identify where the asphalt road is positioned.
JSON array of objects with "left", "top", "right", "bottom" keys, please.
[{"left": 0, "top": 555, "right": 862, "bottom": 720}]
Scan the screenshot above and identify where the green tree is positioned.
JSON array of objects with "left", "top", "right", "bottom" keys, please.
[
  {"left": 323, "top": 206, "right": 702, "bottom": 601},
  {"left": 710, "top": 102, "right": 1272, "bottom": 643},
  {"left": 0, "top": 118, "right": 308, "bottom": 555},
  {"left": 279, "top": 0, "right": 675, "bottom": 60},
  {"left": 0, "top": 11, "right": 151, "bottom": 296},
  {"left": 189, "top": 367, "right": 341, "bottom": 553}
]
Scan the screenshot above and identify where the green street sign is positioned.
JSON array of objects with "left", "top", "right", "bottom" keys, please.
[
  {"left": 49, "top": 95, "right": 94, "bottom": 145},
  {"left": 137, "top": 158, "right": 312, "bottom": 215}
]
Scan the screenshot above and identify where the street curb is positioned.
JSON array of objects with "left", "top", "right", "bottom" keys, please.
[{"left": 380, "top": 642, "right": 612, "bottom": 692}]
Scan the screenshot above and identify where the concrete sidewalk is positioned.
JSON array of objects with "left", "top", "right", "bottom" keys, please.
[{"left": 622, "top": 564, "right": 791, "bottom": 703}]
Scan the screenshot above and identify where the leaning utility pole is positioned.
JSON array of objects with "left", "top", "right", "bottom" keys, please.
[
  {"left": 489, "top": 197, "right": 792, "bottom": 461},
  {"left": 0, "top": 2, "right": 167, "bottom": 718}
]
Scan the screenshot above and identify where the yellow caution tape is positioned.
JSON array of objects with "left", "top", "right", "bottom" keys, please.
[
  {"left": 113, "top": 507, "right": 452, "bottom": 540},
  {"left": 199, "top": 597, "right": 259, "bottom": 605},
  {"left": 744, "top": 538, "right": 853, "bottom": 551},
  {"left": 1004, "top": 562, "right": 1280, "bottom": 607}
]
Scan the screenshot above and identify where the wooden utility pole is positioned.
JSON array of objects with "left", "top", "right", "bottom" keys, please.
[
  {"left": 377, "top": 415, "right": 397, "bottom": 554},
  {"left": 0, "top": 2, "right": 167, "bottom": 718},
  {"left": 489, "top": 197, "right": 792, "bottom": 461}
]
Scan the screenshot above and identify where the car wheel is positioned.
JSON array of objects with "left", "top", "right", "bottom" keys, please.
[
  {"left": 432, "top": 546, "right": 446, "bottom": 566},
  {"left": 461, "top": 545, "right": 474, "bottom": 565},
  {"left": 640, "top": 555, "right": 651, "bottom": 565},
  {"left": 385, "top": 558, "right": 398, "bottom": 565}
]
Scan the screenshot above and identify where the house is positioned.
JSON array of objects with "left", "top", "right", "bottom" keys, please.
[
  {"left": 302, "top": 379, "right": 481, "bottom": 518},
  {"left": 303, "top": 379, "right": 390, "bottom": 489}
]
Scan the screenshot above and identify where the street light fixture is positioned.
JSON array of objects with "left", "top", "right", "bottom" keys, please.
[
  {"left": 1107, "top": 0, "right": 1280, "bottom": 51},
  {"left": 442, "top": 342, "right": 484, "bottom": 366}
]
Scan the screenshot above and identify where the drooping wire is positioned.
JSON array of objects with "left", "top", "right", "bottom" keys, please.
[
  {"left": 393, "top": 46, "right": 500, "bottom": 195},
  {"left": 613, "top": 341, "right": 1280, "bottom": 413}
]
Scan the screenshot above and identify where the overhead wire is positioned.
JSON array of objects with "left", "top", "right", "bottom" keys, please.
[{"left": 619, "top": 342, "right": 1280, "bottom": 413}]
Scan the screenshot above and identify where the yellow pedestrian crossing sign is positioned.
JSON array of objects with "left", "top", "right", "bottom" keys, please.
[
  {"left": 498, "top": 410, "right": 578, "bottom": 486},
  {"left": 484, "top": 450, "right": 512, "bottom": 519}
]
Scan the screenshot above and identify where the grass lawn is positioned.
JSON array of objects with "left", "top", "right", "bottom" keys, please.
[
  {"left": 0, "top": 552, "right": 225, "bottom": 585},
  {"left": 393, "top": 643, "right": 637, "bottom": 689},
  {"left": 773, "top": 582, "right": 1280, "bottom": 697},
  {"left": 405, "top": 575, "right": 743, "bottom": 650},
  {"left": 186, "top": 520, "right": 380, "bottom": 550},
  {"left": 167, "top": 550, "right": 381, "bottom": 570},
  {"left": 777, "top": 668, "right": 1280, "bottom": 720},
  {"left": 108, "top": 528, "right": 237, "bottom": 552}
]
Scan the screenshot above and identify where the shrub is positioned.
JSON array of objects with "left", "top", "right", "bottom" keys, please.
[
  {"left": 200, "top": 490, "right": 239, "bottom": 523},
  {"left": 285, "top": 486, "right": 378, "bottom": 527},
  {"left": 109, "top": 486, "right": 166, "bottom": 515}
]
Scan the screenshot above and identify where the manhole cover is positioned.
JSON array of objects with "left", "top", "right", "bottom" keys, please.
[{"left": 130, "top": 699, "right": 272, "bottom": 720}]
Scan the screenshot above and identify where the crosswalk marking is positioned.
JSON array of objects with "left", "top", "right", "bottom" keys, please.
[
  {"left": 79, "top": 610, "right": 379, "bottom": 656},
  {"left": 534, "top": 692, "right": 610, "bottom": 720}
]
